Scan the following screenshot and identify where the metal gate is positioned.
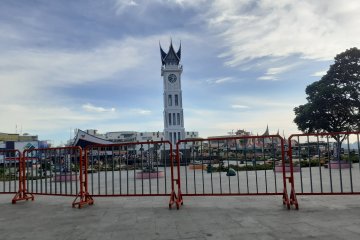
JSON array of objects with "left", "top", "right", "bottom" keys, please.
[
  {"left": 174, "top": 135, "right": 295, "bottom": 209},
  {"left": 1, "top": 149, "right": 21, "bottom": 194},
  {"left": 8, "top": 146, "right": 93, "bottom": 207},
  {"left": 288, "top": 132, "right": 360, "bottom": 196},
  {"left": 84, "top": 141, "right": 179, "bottom": 208}
]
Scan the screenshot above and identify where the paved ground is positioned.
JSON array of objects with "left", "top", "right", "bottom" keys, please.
[{"left": 1, "top": 194, "right": 360, "bottom": 240}]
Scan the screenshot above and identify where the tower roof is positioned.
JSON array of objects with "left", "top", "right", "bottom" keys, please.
[
  {"left": 262, "top": 125, "right": 269, "bottom": 136},
  {"left": 160, "top": 41, "right": 181, "bottom": 65}
]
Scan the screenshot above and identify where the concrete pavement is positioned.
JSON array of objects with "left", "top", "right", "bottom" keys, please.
[{"left": 1, "top": 194, "right": 360, "bottom": 240}]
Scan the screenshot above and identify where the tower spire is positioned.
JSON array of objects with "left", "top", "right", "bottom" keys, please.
[
  {"left": 160, "top": 39, "right": 181, "bottom": 65},
  {"left": 177, "top": 41, "right": 181, "bottom": 60},
  {"left": 159, "top": 41, "right": 167, "bottom": 65},
  {"left": 262, "top": 124, "right": 269, "bottom": 136}
]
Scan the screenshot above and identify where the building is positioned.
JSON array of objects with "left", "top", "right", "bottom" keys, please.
[
  {"left": 105, "top": 131, "right": 137, "bottom": 142},
  {"left": 0, "top": 132, "right": 47, "bottom": 152},
  {"left": 136, "top": 131, "right": 164, "bottom": 142},
  {"left": 71, "top": 129, "right": 113, "bottom": 148},
  {"left": 0, "top": 132, "right": 38, "bottom": 142},
  {"left": 206, "top": 126, "right": 283, "bottom": 151},
  {"left": 160, "top": 41, "right": 185, "bottom": 145},
  {"left": 71, "top": 129, "right": 199, "bottom": 148}
]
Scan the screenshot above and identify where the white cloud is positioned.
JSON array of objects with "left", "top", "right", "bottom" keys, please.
[
  {"left": 207, "top": 77, "right": 234, "bottom": 84},
  {"left": 130, "top": 108, "right": 152, "bottom": 115},
  {"left": 128, "top": 0, "right": 138, "bottom": 6},
  {"left": 173, "top": 0, "right": 207, "bottom": 8},
  {"left": 257, "top": 63, "right": 296, "bottom": 81},
  {"left": 0, "top": 38, "right": 145, "bottom": 103},
  {"left": 230, "top": 96, "right": 300, "bottom": 108},
  {"left": 0, "top": 104, "right": 97, "bottom": 132},
  {"left": 82, "top": 103, "right": 116, "bottom": 113},
  {"left": 231, "top": 105, "right": 249, "bottom": 109},
  {"left": 311, "top": 70, "right": 327, "bottom": 77},
  {"left": 266, "top": 65, "right": 295, "bottom": 75},
  {"left": 113, "top": 0, "right": 206, "bottom": 14},
  {"left": 207, "top": 0, "right": 360, "bottom": 66},
  {"left": 215, "top": 77, "right": 233, "bottom": 84},
  {"left": 257, "top": 75, "right": 278, "bottom": 81},
  {"left": 114, "top": 0, "right": 139, "bottom": 14},
  {"left": 0, "top": 32, "right": 191, "bottom": 101}
]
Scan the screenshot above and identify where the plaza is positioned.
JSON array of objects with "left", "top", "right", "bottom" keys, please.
[{"left": 1, "top": 194, "right": 360, "bottom": 240}]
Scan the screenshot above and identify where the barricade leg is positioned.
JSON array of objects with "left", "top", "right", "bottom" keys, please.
[
  {"left": 283, "top": 176, "right": 299, "bottom": 210},
  {"left": 12, "top": 155, "right": 34, "bottom": 204},
  {"left": 72, "top": 190, "right": 94, "bottom": 208},
  {"left": 72, "top": 151, "right": 94, "bottom": 208},
  {"left": 12, "top": 190, "right": 34, "bottom": 204},
  {"left": 288, "top": 177, "right": 299, "bottom": 210},
  {"left": 169, "top": 148, "right": 183, "bottom": 210},
  {"left": 282, "top": 185, "right": 290, "bottom": 210},
  {"left": 169, "top": 179, "right": 183, "bottom": 210},
  {"left": 169, "top": 189, "right": 177, "bottom": 209},
  {"left": 169, "top": 152, "right": 180, "bottom": 209},
  {"left": 176, "top": 182, "right": 183, "bottom": 208}
]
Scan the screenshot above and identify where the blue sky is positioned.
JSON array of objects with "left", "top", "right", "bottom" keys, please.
[{"left": 1, "top": 0, "right": 359, "bottom": 145}]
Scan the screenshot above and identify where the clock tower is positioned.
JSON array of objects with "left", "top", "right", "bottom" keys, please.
[{"left": 160, "top": 41, "right": 185, "bottom": 145}]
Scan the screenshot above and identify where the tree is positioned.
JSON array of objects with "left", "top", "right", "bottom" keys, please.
[{"left": 294, "top": 47, "right": 360, "bottom": 159}]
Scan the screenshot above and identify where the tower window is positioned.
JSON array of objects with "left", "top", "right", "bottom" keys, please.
[
  {"left": 177, "top": 113, "right": 180, "bottom": 126},
  {"left": 173, "top": 113, "right": 176, "bottom": 125},
  {"left": 168, "top": 113, "right": 172, "bottom": 125},
  {"left": 178, "top": 132, "right": 180, "bottom": 141},
  {"left": 168, "top": 95, "right": 172, "bottom": 106},
  {"left": 175, "top": 94, "right": 178, "bottom": 106}
]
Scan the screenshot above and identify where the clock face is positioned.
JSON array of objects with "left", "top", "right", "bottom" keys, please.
[{"left": 168, "top": 74, "right": 177, "bottom": 83}]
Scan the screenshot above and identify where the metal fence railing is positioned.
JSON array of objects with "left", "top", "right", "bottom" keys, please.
[
  {"left": 0, "top": 149, "right": 21, "bottom": 194},
  {"left": 22, "top": 147, "right": 82, "bottom": 196},
  {"left": 3, "top": 131, "right": 360, "bottom": 210},
  {"left": 288, "top": 132, "right": 360, "bottom": 196},
  {"left": 174, "top": 135, "right": 295, "bottom": 209},
  {"left": 84, "top": 141, "right": 179, "bottom": 208}
]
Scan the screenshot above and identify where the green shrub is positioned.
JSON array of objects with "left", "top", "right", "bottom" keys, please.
[{"left": 210, "top": 163, "right": 274, "bottom": 172}]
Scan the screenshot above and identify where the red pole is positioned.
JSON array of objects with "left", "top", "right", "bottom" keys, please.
[
  {"left": 12, "top": 150, "right": 34, "bottom": 204},
  {"left": 72, "top": 146, "right": 94, "bottom": 208}
]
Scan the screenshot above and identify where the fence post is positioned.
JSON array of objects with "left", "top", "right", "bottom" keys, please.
[
  {"left": 281, "top": 137, "right": 291, "bottom": 209},
  {"left": 12, "top": 150, "right": 34, "bottom": 204},
  {"left": 176, "top": 142, "right": 183, "bottom": 208},
  {"left": 72, "top": 147, "right": 94, "bottom": 208},
  {"left": 169, "top": 142, "right": 183, "bottom": 209},
  {"left": 287, "top": 136, "right": 299, "bottom": 210}
]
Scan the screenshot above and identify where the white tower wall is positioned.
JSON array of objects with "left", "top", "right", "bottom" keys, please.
[{"left": 160, "top": 42, "right": 185, "bottom": 146}]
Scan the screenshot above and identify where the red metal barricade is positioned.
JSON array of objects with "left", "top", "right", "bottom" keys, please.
[
  {"left": 11, "top": 149, "right": 34, "bottom": 203},
  {"left": 85, "top": 141, "right": 179, "bottom": 208},
  {"left": 288, "top": 132, "right": 360, "bottom": 197},
  {"left": 4, "top": 131, "right": 360, "bottom": 210},
  {"left": 1, "top": 150, "right": 23, "bottom": 195},
  {"left": 0, "top": 149, "right": 34, "bottom": 203},
  {"left": 174, "top": 135, "right": 294, "bottom": 209},
  {"left": 10, "top": 146, "right": 93, "bottom": 208}
]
